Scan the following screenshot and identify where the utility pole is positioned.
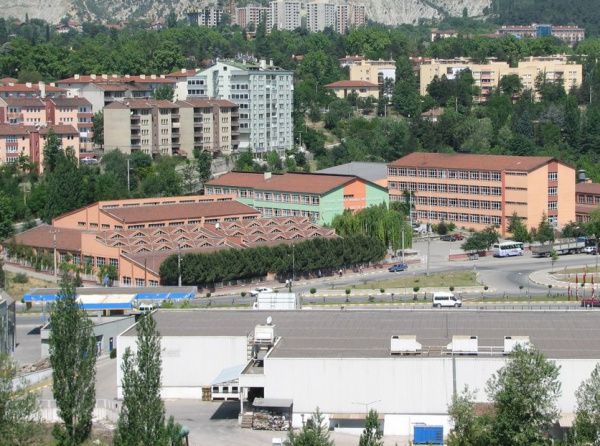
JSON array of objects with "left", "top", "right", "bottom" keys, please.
[
  {"left": 127, "top": 159, "right": 131, "bottom": 192},
  {"left": 51, "top": 229, "right": 58, "bottom": 276},
  {"left": 401, "top": 228, "right": 405, "bottom": 263},
  {"left": 178, "top": 245, "right": 182, "bottom": 287}
]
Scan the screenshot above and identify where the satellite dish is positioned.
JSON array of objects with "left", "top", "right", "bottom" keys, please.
[{"left": 266, "top": 316, "right": 273, "bottom": 325}]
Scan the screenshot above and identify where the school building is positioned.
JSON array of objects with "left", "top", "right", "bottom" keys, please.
[{"left": 388, "top": 152, "right": 575, "bottom": 234}]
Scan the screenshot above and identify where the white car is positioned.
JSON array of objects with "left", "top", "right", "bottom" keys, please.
[
  {"left": 583, "top": 246, "right": 598, "bottom": 254},
  {"left": 250, "top": 287, "right": 273, "bottom": 297},
  {"left": 432, "top": 292, "right": 462, "bottom": 308}
]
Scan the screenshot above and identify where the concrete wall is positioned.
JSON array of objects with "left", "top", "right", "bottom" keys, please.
[
  {"left": 263, "top": 356, "right": 600, "bottom": 428},
  {"left": 117, "top": 334, "right": 248, "bottom": 399}
]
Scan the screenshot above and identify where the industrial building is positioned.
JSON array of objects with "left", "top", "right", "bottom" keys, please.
[
  {"left": 117, "top": 309, "right": 600, "bottom": 438},
  {"left": 388, "top": 152, "right": 576, "bottom": 234}
]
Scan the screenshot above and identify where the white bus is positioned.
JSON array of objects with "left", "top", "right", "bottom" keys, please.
[{"left": 493, "top": 242, "right": 524, "bottom": 257}]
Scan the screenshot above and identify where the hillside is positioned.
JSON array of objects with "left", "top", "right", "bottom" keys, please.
[{"left": 1, "top": 0, "right": 492, "bottom": 25}]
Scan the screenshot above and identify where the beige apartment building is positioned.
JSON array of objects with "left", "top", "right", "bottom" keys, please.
[
  {"left": 0, "top": 97, "right": 46, "bottom": 125},
  {"left": 325, "top": 80, "right": 380, "bottom": 99},
  {"left": 349, "top": 59, "right": 396, "bottom": 96},
  {"left": 420, "top": 56, "right": 582, "bottom": 101},
  {"left": 388, "top": 152, "right": 575, "bottom": 235},
  {"left": 103, "top": 98, "right": 239, "bottom": 158}
]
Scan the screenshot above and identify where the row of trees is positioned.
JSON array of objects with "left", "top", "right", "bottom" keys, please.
[
  {"left": 331, "top": 205, "right": 413, "bottom": 251},
  {"left": 160, "top": 235, "right": 386, "bottom": 286},
  {"left": 0, "top": 271, "right": 184, "bottom": 445}
]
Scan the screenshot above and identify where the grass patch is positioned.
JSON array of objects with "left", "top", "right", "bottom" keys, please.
[
  {"left": 558, "top": 265, "right": 600, "bottom": 275},
  {"left": 5, "top": 271, "right": 56, "bottom": 301},
  {"left": 343, "top": 271, "right": 480, "bottom": 290}
]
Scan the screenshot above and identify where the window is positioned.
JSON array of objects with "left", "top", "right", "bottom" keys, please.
[
  {"left": 548, "top": 187, "right": 557, "bottom": 196},
  {"left": 135, "top": 278, "right": 145, "bottom": 287},
  {"left": 109, "top": 258, "right": 119, "bottom": 267},
  {"left": 548, "top": 172, "right": 558, "bottom": 181},
  {"left": 96, "top": 257, "right": 106, "bottom": 266},
  {"left": 122, "top": 277, "right": 131, "bottom": 286},
  {"left": 548, "top": 201, "right": 558, "bottom": 210}
]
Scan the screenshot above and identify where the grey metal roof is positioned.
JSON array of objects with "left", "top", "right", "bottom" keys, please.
[
  {"left": 317, "top": 162, "right": 387, "bottom": 183},
  {"left": 26, "top": 286, "right": 196, "bottom": 296},
  {"left": 121, "top": 310, "right": 600, "bottom": 360}
]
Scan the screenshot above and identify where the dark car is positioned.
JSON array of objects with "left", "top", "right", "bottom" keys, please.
[
  {"left": 388, "top": 263, "right": 408, "bottom": 272},
  {"left": 581, "top": 299, "right": 600, "bottom": 308},
  {"left": 441, "top": 233, "right": 464, "bottom": 242}
]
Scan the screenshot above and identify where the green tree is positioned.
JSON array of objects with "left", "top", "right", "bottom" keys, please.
[
  {"left": 535, "top": 213, "right": 555, "bottom": 244},
  {"left": 0, "top": 257, "right": 4, "bottom": 289},
  {"left": 507, "top": 213, "right": 531, "bottom": 243},
  {"left": 0, "top": 192, "right": 15, "bottom": 240},
  {"left": 487, "top": 345, "right": 561, "bottom": 446},
  {"left": 447, "top": 387, "right": 491, "bottom": 446},
  {"left": 0, "top": 353, "right": 39, "bottom": 444},
  {"left": 91, "top": 111, "right": 103, "bottom": 147},
  {"left": 193, "top": 148, "right": 212, "bottom": 187},
  {"left": 114, "top": 313, "right": 179, "bottom": 446},
  {"left": 359, "top": 409, "right": 383, "bottom": 446},
  {"left": 153, "top": 85, "right": 174, "bottom": 101},
  {"left": 43, "top": 151, "right": 86, "bottom": 222},
  {"left": 499, "top": 74, "right": 522, "bottom": 97},
  {"left": 43, "top": 128, "right": 62, "bottom": 173},
  {"left": 571, "top": 363, "right": 600, "bottom": 445},
  {"left": 181, "top": 160, "right": 198, "bottom": 194},
  {"left": 49, "top": 272, "right": 97, "bottom": 445},
  {"left": 286, "top": 408, "right": 333, "bottom": 446}
]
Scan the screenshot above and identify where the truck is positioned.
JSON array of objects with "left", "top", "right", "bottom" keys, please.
[{"left": 530, "top": 238, "right": 585, "bottom": 257}]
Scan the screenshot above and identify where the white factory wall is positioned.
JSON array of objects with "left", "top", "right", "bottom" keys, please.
[
  {"left": 117, "top": 335, "right": 248, "bottom": 399},
  {"left": 265, "top": 356, "right": 600, "bottom": 429}
]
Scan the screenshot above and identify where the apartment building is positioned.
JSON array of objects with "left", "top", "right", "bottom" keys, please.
[
  {"left": 575, "top": 183, "right": 600, "bottom": 223},
  {"left": 348, "top": 59, "right": 396, "bottom": 97},
  {"left": 336, "top": 3, "right": 366, "bottom": 34},
  {"left": 388, "top": 152, "right": 575, "bottom": 234},
  {"left": 325, "top": 80, "right": 379, "bottom": 99},
  {"left": 0, "top": 81, "right": 66, "bottom": 99},
  {"left": 206, "top": 171, "right": 389, "bottom": 225},
  {"left": 270, "top": 0, "right": 301, "bottom": 31},
  {"left": 187, "top": 60, "right": 293, "bottom": 153},
  {"left": 307, "top": 2, "right": 336, "bottom": 32},
  {"left": 46, "top": 97, "right": 94, "bottom": 152},
  {"left": 0, "top": 124, "right": 79, "bottom": 170},
  {"left": 235, "top": 5, "right": 271, "bottom": 30},
  {"left": 103, "top": 98, "right": 239, "bottom": 157},
  {"left": 497, "top": 24, "right": 585, "bottom": 46},
  {"left": 420, "top": 56, "right": 583, "bottom": 102},
  {"left": 56, "top": 74, "right": 177, "bottom": 112},
  {"left": 0, "top": 97, "right": 46, "bottom": 125},
  {"left": 187, "top": 7, "right": 224, "bottom": 27}
]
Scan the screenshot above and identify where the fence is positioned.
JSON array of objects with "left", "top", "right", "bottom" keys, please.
[{"left": 38, "top": 399, "right": 121, "bottom": 423}]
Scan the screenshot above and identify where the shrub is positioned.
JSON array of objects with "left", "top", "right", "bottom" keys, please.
[
  {"left": 13, "top": 273, "right": 29, "bottom": 284},
  {"left": 449, "top": 286, "right": 455, "bottom": 292},
  {"left": 368, "top": 295, "right": 375, "bottom": 302},
  {"left": 206, "top": 292, "right": 211, "bottom": 298},
  {"left": 240, "top": 291, "right": 247, "bottom": 297},
  {"left": 345, "top": 289, "right": 351, "bottom": 295},
  {"left": 413, "top": 286, "right": 420, "bottom": 293},
  {"left": 310, "top": 288, "right": 316, "bottom": 295},
  {"left": 483, "top": 285, "right": 489, "bottom": 291},
  {"left": 380, "top": 288, "right": 385, "bottom": 294},
  {"left": 110, "top": 349, "right": 117, "bottom": 359}
]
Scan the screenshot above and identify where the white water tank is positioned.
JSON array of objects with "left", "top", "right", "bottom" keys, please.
[
  {"left": 390, "top": 335, "right": 422, "bottom": 354},
  {"left": 447, "top": 335, "right": 478, "bottom": 354},
  {"left": 504, "top": 336, "right": 530, "bottom": 354}
]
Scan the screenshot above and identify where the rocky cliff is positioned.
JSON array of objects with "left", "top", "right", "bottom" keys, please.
[{"left": 1, "top": 0, "right": 492, "bottom": 25}]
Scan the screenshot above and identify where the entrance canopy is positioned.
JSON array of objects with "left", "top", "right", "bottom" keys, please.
[
  {"left": 211, "top": 364, "right": 245, "bottom": 386},
  {"left": 253, "top": 398, "right": 293, "bottom": 409}
]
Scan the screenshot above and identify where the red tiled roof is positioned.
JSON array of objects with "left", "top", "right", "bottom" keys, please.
[
  {"left": 325, "top": 80, "right": 379, "bottom": 88},
  {"left": 101, "top": 201, "right": 260, "bottom": 224},
  {"left": 180, "top": 98, "right": 238, "bottom": 108},
  {"left": 0, "top": 77, "right": 18, "bottom": 84},
  {"left": 49, "top": 96, "right": 92, "bottom": 107},
  {"left": 389, "top": 152, "right": 557, "bottom": 172},
  {"left": 0, "top": 84, "right": 65, "bottom": 93},
  {"left": 0, "top": 124, "right": 35, "bottom": 136},
  {"left": 57, "top": 75, "right": 175, "bottom": 85},
  {"left": 576, "top": 183, "right": 600, "bottom": 195},
  {"left": 1, "top": 97, "right": 45, "bottom": 107},
  {"left": 105, "top": 99, "right": 178, "bottom": 109},
  {"left": 8, "top": 224, "right": 84, "bottom": 251},
  {"left": 576, "top": 205, "right": 598, "bottom": 216},
  {"left": 39, "top": 125, "right": 79, "bottom": 135},
  {"left": 207, "top": 172, "right": 362, "bottom": 194},
  {"left": 165, "top": 68, "right": 201, "bottom": 78}
]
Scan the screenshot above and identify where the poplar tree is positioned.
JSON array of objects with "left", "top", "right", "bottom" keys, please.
[
  {"left": 359, "top": 409, "right": 383, "bottom": 446},
  {"left": 49, "top": 273, "right": 97, "bottom": 445}
]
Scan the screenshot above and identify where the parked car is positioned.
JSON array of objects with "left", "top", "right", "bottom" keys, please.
[
  {"left": 583, "top": 246, "right": 598, "bottom": 254},
  {"left": 432, "top": 292, "right": 462, "bottom": 308},
  {"left": 388, "top": 263, "right": 408, "bottom": 272},
  {"left": 581, "top": 298, "right": 600, "bottom": 308},
  {"left": 440, "top": 233, "right": 464, "bottom": 242},
  {"left": 250, "top": 287, "right": 273, "bottom": 297}
]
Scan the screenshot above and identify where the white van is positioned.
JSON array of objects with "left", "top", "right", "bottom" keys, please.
[
  {"left": 432, "top": 292, "right": 462, "bottom": 308},
  {"left": 139, "top": 303, "right": 157, "bottom": 313}
]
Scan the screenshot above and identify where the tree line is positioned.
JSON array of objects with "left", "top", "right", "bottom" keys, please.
[{"left": 159, "top": 235, "right": 386, "bottom": 286}]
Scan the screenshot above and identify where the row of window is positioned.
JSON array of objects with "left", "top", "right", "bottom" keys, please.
[
  {"left": 388, "top": 167, "right": 502, "bottom": 181},
  {"left": 415, "top": 210, "right": 502, "bottom": 225},
  {"left": 390, "top": 182, "right": 502, "bottom": 196},
  {"left": 256, "top": 207, "right": 319, "bottom": 220},
  {"left": 577, "top": 195, "right": 600, "bottom": 205},
  {"left": 82, "top": 256, "right": 119, "bottom": 268},
  {"left": 416, "top": 196, "right": 502, "bottom": 210},
  {"left": 121, "top": 277, "right": 159, "bottom": 287}
]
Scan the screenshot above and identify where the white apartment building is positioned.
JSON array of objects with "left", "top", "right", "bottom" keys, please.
[
  {"left": 235, "top": 5, "right": 272, "bottom": 30},
  {"left": 336, "top": 3, "right": 366, "bottom": 34},
  {"left": 270, "top": 1, "right": 301, "bottom": 31},
  {"left": 186, "top": 60, "right": 294, "bottom": 154},
  {"left": 187, "top": 8, "right": 224, "bottom": 27},
  {"left": 307, "top": 2, "right": 336, "bottom": 32}
]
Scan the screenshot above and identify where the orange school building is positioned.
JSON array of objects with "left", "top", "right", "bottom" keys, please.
[{"left": 388, "top": 153, "right": 575, "bottom": 235}]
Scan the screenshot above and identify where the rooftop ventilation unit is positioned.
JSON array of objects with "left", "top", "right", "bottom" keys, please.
[
  {"left": 254, "top": 318, "right": 275, "bottom": 346},
  {"left": 390, "top": 335, "right": 422, "bottom": 355},
  {"left": 503, "top": 336, "right": 530, "bottom": 354},
  {"left": 447, "top": 336, "right": 478, "bottom": 355}
]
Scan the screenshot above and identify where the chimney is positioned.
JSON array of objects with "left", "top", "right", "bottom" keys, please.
[
  {"left": 101, "top": 74, "right": 108, "bottom": 79},
  {"left": 259, "top": 59, "right": 267, "bottom": 69},
  {"left": 125, "top": 74, "right": 130, "bottom": 79},
  {"left": 112, "top": 74, "right": 118, "bottom": 78},
  {"left": 182, "top": 68, "right": 187, "bottom": 74},
  {"left": 140, "top": 74, "right": 146, "bottom": 79},
  {"left": 264, "top": 171, "right": 272, "bottom": 180},
  {"left": 38, "top": 81, "right": 46, "bottom": 98},
  {"left": 269, "top": 59, "right": 273, "bottom": 66},
  {"left": 90, "top": 74, "right": 96, "bottom": 79},
  {"left": 151, "top": 74, "right": 156, "bottom": 79},
  {"left": 26, "top": 82, "right": 32, "bottom": 88}
]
